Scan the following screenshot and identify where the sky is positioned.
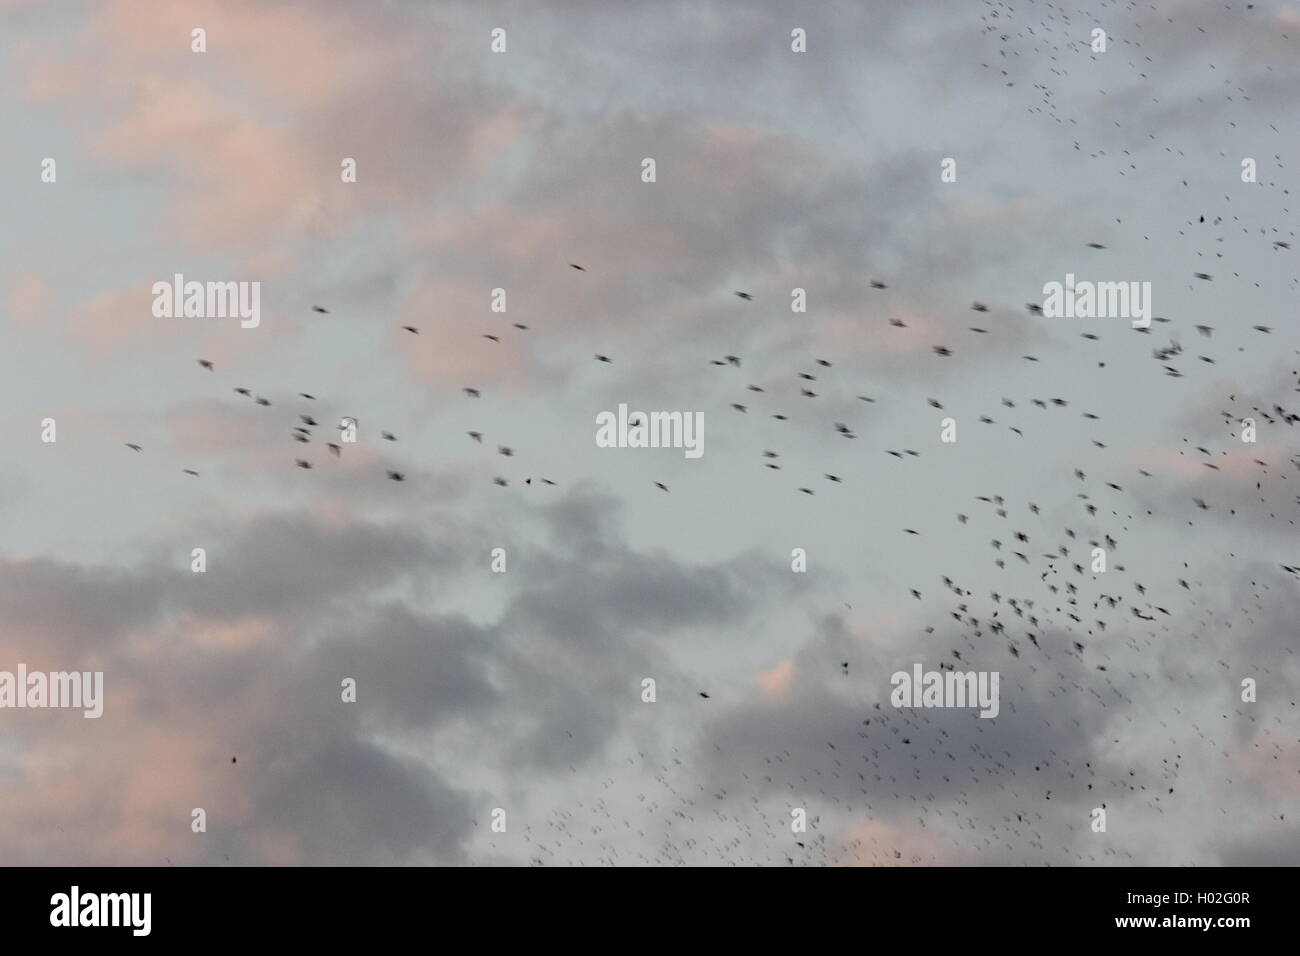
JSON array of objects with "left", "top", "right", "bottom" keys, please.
[{"left": 0, "top": 0, "right": 1296, "bottom": 865}]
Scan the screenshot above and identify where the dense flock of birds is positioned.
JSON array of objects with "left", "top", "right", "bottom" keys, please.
[{"left": 116, "top": 0, "right": 1297, "bottom": 865}]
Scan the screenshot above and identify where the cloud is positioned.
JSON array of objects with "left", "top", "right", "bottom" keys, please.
[{"left": 4, "top": 0, "right": 1297, "bottom": 867}]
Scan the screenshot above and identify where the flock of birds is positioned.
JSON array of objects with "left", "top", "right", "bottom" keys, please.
[
  {"left": 102, "top": 0, "right": 1297, "bottom": 865},
  {"left": 507, "top": 2, "right": 1296, "bottom": 865}
]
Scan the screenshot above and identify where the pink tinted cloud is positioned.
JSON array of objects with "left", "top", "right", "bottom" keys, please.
[
  {"left": 0, "top": 605, "right": 313, "bottom": 865},
  {"left": 755, "top": 659, "right": 796, "bottom": 698},
  {"left": 23, "top": 0, "right": 523, "bottom": 252},
  {"left": 831, "top": 818, "right": 951, "bottom": 866},
  {"left": 64, "top": 281, "right": 166, "bottom": 358},
  {"left": 6, "top": 272, "right": 49, "bottom": 327}
]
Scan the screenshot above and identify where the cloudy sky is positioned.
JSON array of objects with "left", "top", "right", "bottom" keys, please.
[{"left": 0, "top": 0, "right": 1296, "bottom": 865}]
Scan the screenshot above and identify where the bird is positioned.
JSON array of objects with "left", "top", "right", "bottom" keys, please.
[{"left": 46, "top": 19, "right": 1300, "bottom": 868}]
